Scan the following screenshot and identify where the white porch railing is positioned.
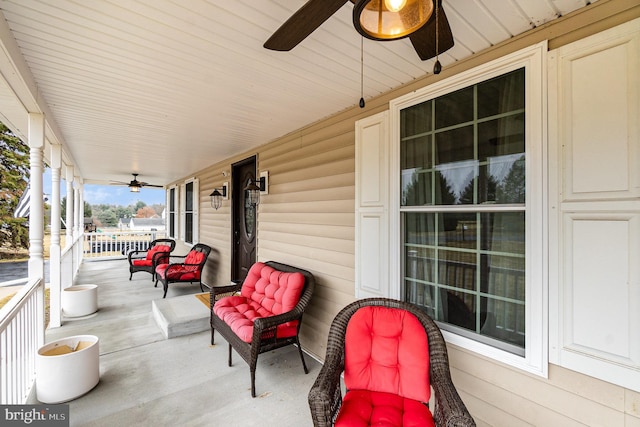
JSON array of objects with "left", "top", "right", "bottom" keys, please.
[
  {"left": 83, "top": 230, "right": 166, "bottom": 259},
  {"left": 0, "top": 276, "right": 45, "bottom": 404},
  {"left": 0, "top": 232, "right": 86, "bottom": 403}
]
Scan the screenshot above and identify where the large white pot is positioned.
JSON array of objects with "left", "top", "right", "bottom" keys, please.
[
  {"left": 62, "top": 284, "right": 98, "bottom": 317},
  {"left": 36, "top": 335, "right": 100, "bottom": 404}
]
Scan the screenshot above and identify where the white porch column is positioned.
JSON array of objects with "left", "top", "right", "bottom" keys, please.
[
  {"left": 28, "top": 113, "right": 45, "bottom": 344},
  {"left": 65, "top": 166, "right": 74, "bottom": 245},
  {"left": 48, "top": 144, "right": 62, "bottom": 328},
  {"left": 73, "top": 178, "right": 80, "bottom": 240},
  {"left": 27, "top": 113, "right": 45, "bottom": 282}
]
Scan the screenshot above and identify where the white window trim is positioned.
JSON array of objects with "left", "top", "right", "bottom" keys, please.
[
  {"left": 180, "top": 177, "right": 199, "bottom": 245},
  {"left": 389, "top": 42, "right": 549, "bottom": 377}
]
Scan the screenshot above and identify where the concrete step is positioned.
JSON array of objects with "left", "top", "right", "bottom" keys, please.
[{"left": 151, "top": 293, "right": 210, "bottom": 339}]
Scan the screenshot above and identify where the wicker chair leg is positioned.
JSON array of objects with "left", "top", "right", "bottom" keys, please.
[
  {"left": 251, "top": 369, "right": 256, "bottom": 398},
  {"left": 162, "top": 283, "right": 168, "bottom": 298},
  {"left": 228, "top": 344, "right": 233, "bottom": 366},
  {"left": 296, "top": 340, "right": 309, "bottom": 374},
  {"left": 210, "top": 328, "right": 215, "bottom": 345},
  {"left": 129, "top": 271, "right": 133, "bottom": 280}
]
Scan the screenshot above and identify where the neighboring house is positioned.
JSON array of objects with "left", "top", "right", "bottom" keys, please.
[{"left": 128, "top": 218, "right": 165, "bottom": 231}]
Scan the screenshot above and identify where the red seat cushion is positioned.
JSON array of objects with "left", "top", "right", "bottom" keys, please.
[
  {"left": 335, "top": 390, "right": 434, "bottom": 427},
  {"left": 132, "top": 259, "right": 152, "bottom": 267},
  {"left": 213, "top": 262, "right": 305, "bottom": 342},
  {"left": 344, "top": 306, "right": 430, "bottom": 403},
  {"left": 154, "top": 264, "right": 199, "bottom": 281}
]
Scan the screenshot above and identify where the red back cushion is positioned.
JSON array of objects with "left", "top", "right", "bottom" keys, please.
[
  {"left": 240, "top": 262, "right": 305, "bottom": 315},
  {"left": 145, "top": 246, "right": 160, "bottom": 260},
  {"left": 184, "top": 250, "right": 205, "bottom": 272},
  {"left": 154, "top": 245, "right": 171, "bottom": 264},
  {"left": 344, "top": 306, "right": 430, "bottom": 403}
]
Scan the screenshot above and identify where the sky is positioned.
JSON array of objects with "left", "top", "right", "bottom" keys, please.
[{"left": 42, "top": 168, "right": 165, "bottom": 207}]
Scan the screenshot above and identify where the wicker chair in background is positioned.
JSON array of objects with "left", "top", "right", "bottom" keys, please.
[
  {"left": 154, "top": 243, "right": 212, "bottom": 298},
  {"left": 127, "top": 238, "right": 176, "bottom": 281},
  {"left": 308, "top": 298, "right": 475, "bottom": 427}
]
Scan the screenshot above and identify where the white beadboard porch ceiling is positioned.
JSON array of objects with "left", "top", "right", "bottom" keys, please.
[{"left": 0, "top": 0, "right": 596, "bottom": 186}]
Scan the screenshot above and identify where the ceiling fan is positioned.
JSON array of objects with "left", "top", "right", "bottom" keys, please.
[
  {"left": 263, "top": 0, "right": 454, "bottom": 61},
  {"left": 110, "top": 174, "right": 163, "bottom": 193}
]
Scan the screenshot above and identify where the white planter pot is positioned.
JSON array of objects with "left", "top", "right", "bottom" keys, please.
[
  {"left": 62, "top": 284, "right": 98, "bottom": 317},
  {"left": 36, "top": 335, "right": 100, "bottom": 403}
]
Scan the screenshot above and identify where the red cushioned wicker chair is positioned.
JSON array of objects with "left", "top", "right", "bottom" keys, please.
[
  {"left": 128, "top": 238, "right": 176, "bottom": 281},
  {"left": 308, "top": 298, "right": 475, "bottom": 427},
  {"left": 210, "top": 261, "right": 315, "bottom": 397},
  {"left": 154, "top": 243, "right": 212, "bottom": 298}
]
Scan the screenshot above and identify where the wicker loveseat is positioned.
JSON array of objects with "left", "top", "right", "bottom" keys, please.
[
  {"left": 210, "top": 261, "right": 315, "bottom": 397},
  {"left": 308, "top": 298, "right": 475, "bottom": 427}
]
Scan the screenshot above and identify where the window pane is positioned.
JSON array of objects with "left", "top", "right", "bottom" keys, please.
[
  {"left": 404, "top": 212, "right": 436, "bottom": 246},
  {"left": 434, "top": 125, "right": 475, "bottom": 205},
  {"left": 185, "top": 213, "right": 193, "bottom": 243},
  {"left": 480, "top": 212, "right": 525, "bottom": 254},
  {"left": 402, "top": 169, "right": 433, "bottom": 206},
  {"left": 477, "top": 68, "right": 525, "bottom": 119},
  {"left": 435, "top": 86, "right": 474, "bottom": 128},
  {"left": 401, "top": 135, "right": 432, "bottom": 206},
  {"left": 185, "top": 182, "right": 193, "bottom": 211},
  {"left": 401, "top": 102, "right": 432, "bottom": 136}
]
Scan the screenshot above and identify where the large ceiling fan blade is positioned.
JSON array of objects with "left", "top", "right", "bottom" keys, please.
[
  {"left": 264, "top": 0, "right": 349, "bottom": 51},
  {"left": 140, "top": 183, "right": 164, "bottom": 188},
  {"left": 409, "top": 1, "right": 454, "bottom": 61}
]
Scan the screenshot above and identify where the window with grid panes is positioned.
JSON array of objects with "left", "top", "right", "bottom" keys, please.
[
  {"left": 168, "top": 187, "right": 176, "bottom": 238},
  {"left": 401, "top": 68, "right": 526, "bottom": 355},
  {"left": 185, "top": 181, "right": 194, "bottom": 244}
]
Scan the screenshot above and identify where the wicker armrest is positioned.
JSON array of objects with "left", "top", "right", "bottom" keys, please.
[
  {"left": 253, "top": 309, "right": 303, "bottom": 333},
  {"left": 308, "top": 345, "right": 345, "bottom": 426},
  {"left": 209, "top": 283, "right": 242, "bottom": 299},
  {"left": 430, "top": 367, "right": 475, "bottom": 426},
  {"left": 127, "top": 250, "right": 147, "bottom": 262}
]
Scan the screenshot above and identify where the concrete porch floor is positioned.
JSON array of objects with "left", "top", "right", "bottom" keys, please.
[{"left": 39, "top": 259, "right": 319, "bottom": 427}]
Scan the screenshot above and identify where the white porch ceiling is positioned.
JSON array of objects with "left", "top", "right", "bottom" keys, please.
[{"left": 0, "top": 0, "right": 597, "bottom": 187}]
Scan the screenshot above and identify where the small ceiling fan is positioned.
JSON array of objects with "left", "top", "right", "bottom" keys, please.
[
  {"left": 263, "top": 0, "right": 454, "bottom": 61},
  {"left": 110, "top": 174, "right": 163, "bottom": 192}
]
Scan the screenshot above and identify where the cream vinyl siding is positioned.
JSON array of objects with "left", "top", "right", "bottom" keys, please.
[{"left": 173, "top": 1, "right": 640, "bottom": 424}]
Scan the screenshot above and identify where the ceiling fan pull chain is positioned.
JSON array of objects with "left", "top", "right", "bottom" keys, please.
[
  {"left": 433, "top": 0, "right": 442, "bottom": 75},
  {"left": 359, "top": 36, "right": 365, "bottom": 108}
]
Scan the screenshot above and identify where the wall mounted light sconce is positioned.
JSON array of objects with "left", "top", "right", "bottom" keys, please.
[
  {"left": 244, "top": 171, "right": 269, "bottom": 207},
  {"left": 209, "top": 182, "right": 228, "bottom": 210}
]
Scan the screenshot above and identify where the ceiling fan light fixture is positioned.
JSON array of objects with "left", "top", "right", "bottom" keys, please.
[
  {"left": 353, "top": 0, "right": 433, "bottom": 41},
  {"left": 129, "top": 184, "right": 141, "bottom": 193}
]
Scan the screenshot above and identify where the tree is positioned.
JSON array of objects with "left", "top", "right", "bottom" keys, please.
[
  {"left": 0, "top": 122, "right": 29, "bottom": 250},
  {"left": 136, "top": 206, "right": 157, "bottom": 218}
]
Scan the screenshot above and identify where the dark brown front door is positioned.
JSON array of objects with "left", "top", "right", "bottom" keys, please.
[{"left": 231, "top": 157, "right": 257, "bottom": 282}]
